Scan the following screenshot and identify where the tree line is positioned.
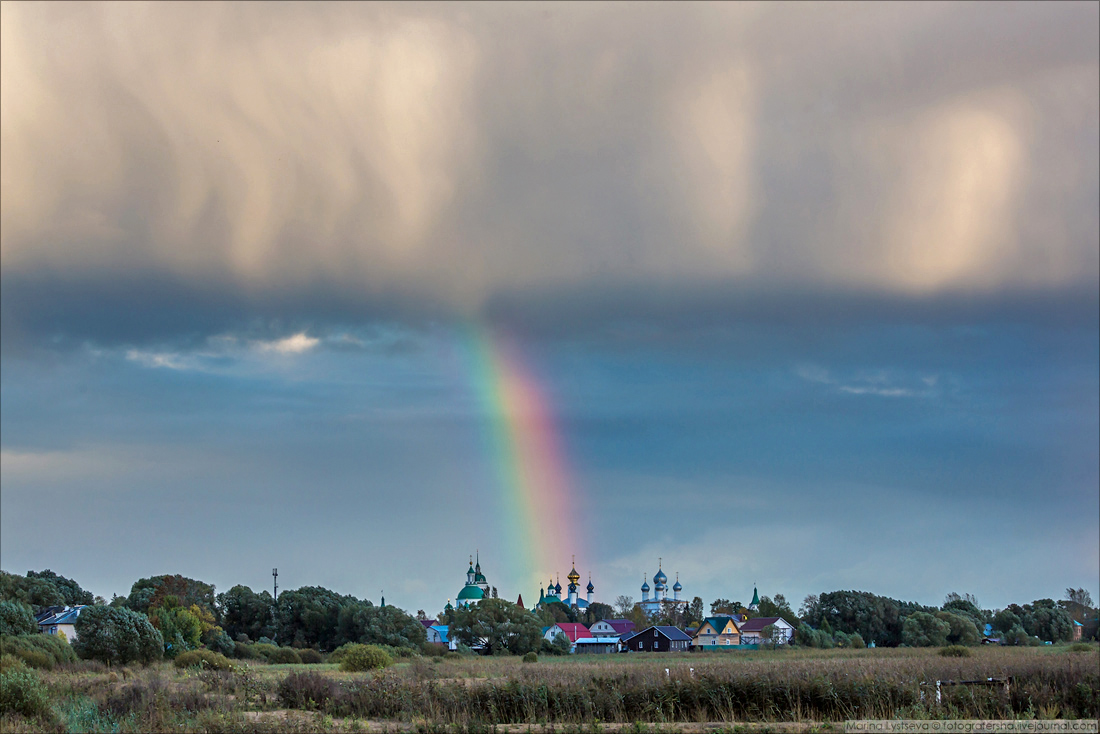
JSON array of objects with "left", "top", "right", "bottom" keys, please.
[{"left": 2, "top": 569, "right": 1096, "bottom": 665}]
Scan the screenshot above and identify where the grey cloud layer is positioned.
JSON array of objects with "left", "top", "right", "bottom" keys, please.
[{"left": 2, "top": 2, "right": 1097, "bottom": 341}]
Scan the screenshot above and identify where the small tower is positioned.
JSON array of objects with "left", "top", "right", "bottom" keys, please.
[
  {"left": 567, "top": 556, "right": 580, "bottom": 607},
  {"left": 654, "top": 558, "right": 668, "bottom": 600},
  {"left": 673, "top": 573, "right": 682, "bottom": 602},
  {"left": 547, "top": 578, "right": 556, "bottom": 599},
  {"left": 749, "top": 584, "right": 760, "bottom": 612},
  {"left": 467, "top": 556, "right": 476, "bottom": 586},
  {"left": 641, "top": 576, "right": 651, "bottom": 602},
  {"left": 555, "top": 574, "right": 562, "bottom": 598},
  {"left": 586, "top": 573, "right": 595, "bottom": 604}
]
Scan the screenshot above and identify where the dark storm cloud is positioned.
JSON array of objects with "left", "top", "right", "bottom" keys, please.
[{"left": 2, "top": 2, "right": 1097, "bottom": 348}]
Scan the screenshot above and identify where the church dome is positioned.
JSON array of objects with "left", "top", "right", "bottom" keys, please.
[
  {"left": 641, "top": 579, "right": 650, "bottom": 592},
  {"left": 586, "top": 579, "right": 595, "bottom": 593},
  {"left": 673, "top": 579, "right": 682, "bottom": 592},
  {"left": 457, "top": 585, "right": 484, "bottom": 601},
  {"left": 554, "top": 580, "right": 562, "bottom": 593},
  {"left": 654, "top": 568, "right": 667, "bottom": 584}
]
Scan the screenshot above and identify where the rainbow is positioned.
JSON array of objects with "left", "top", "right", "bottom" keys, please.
[{"left": 460, "top": 324, "right": 585, "bottom": 591}]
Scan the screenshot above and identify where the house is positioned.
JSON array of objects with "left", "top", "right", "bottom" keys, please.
[
  {"left": 37, "top": 606, "right": 85, "bottom": 642},
  {"left": 420, "top": 619, "right": 437, "bottom": 629},
  {"left": 544, "top": 623, "right": 591, "bottom": 645},
  {"left": 739, "top": 617, "right": 794, "bottom": 645},
  {"left": 691, "top": 616, "right": 741, "bottom": 648},
  {"left": 1072, "top": 620, "right": 1083, "bottom": 641},
  {"left": 623, "top": 626, "right": 692, "bottom": 652},
  {"left": 589, "top": 619, "right": 635, "bottom": 639},
  {"left": 573, "top": 637, "right": 619, "bottom": 654}
]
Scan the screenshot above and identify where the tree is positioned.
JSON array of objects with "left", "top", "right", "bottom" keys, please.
[
  {"left": 687, "top": 597, "right": 704, "bottom": 627},
  {"left": 710, "top": 599, "right": 737, "bottom": 615},
  {"left": 275, "top": 586, "right": 356, "bottom": 650},
  {"left": 217, "top": 585, "right": 275, "bottom": 642},
  {"left": 0, "top": 600, "right": 38, "bottom": 636},
  {"left": 1065, "top": 588, "right": 1093, "bottom": 609},
  {"left": 0, "top": 571, "right": 65, "bottom": 611},
  {"left": 73, "top": 606, "right": 163, "bottom": 665},
  {"left": 336, "top": 602, "right": 426, "bottom": 651},
  {"left": 148, "top": 598, "right": 203, "bottom": 657},
  {"left": 901, "top": 611, "right": 950, "bottom": 647},
  {"left": 993, "top": 608, "right": 1021, "bottom": 633},
  {"left": 613, "top": 596, "right": 634, "bottom": 617},
  {"left": 26, "top": 570, "right": 94, "bottom": 606},
  {"left": 804, "top": 590, "right": 932, "bottom": 647},
  {"left": 416, "top": 610, "right": 429, "bottom": 620},
  {"left": 935, "top": 611, "right": 981, "bottom": 646},
  {"left": 799, "top": 594, "right": 820, "bottom": 621},
  {"left": 758, "top": 594, "right": 799, "bottom": 627},
  {"left": 126, "top": 575, "right": 216, "bottom": 617},
  {"left": 1022, "top": 601, "right": 1073, "bottom": 642},
  {"left": 450, "top": 598, "right": 543, "bottom": 655},
  {"left": 582, "top": 602, "right": 614, "bottom": 626}
]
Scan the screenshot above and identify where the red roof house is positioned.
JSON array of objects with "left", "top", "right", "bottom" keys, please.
[{"left": 552, "top": 623, "right": 591, "bottom": 643}]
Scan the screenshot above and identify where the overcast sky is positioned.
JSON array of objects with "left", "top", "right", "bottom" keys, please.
[{"left": 2, "top": 1, "right": 1097, "bottom": 616}]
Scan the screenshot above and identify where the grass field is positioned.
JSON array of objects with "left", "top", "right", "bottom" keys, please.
[{"left": 2, "top": 645, "right": 1097, "bottom": 733}]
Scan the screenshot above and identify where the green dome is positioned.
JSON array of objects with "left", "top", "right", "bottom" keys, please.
[{"left": 457, "top": 585, "right": 485, "bottom": 601}]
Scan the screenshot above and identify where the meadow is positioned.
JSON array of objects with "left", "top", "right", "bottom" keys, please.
[{"left": 2, "top": 645, "right": 1097, "bottom": 733}]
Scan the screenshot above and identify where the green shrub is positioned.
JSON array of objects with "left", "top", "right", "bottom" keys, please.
[
  {"left": 173, "top": 649, "right": 234, "bottom": 670},
  {"left": 1068, "top": 642, "right": 1093, "bottom": 652},
  {"left": 522, "top": 651, "right": 538, "bottom": 663},
  {"left": 0, "top": 654, "right": 26, "bottom": 673},
  {"left": 297, "top": 648, "right": 323, "bottom": 664},
  {"left": 0, "top": 602, "right": 38, "bottom": 637},
  {"left": 850, "top": 633, "right": 866, "bottom": 649},
  {"left": 442, "top": 651, "right": 461, "bottom": 660},
  {"left": 251, "top": 642, "right": 279, "bottom": 660},
  {"left": 267, "top": 647, "right": 302, "bottom": 665},
  {"left": 940, "top": 644, "right": 972, "bottom": 657},
  {"left": 73, "top": 606, "right": 163, "bottom": 665},
  {"left": 0, "top": 633, "right": 77, "bottom": 668},
  {"left": 233, "top": 642, "right": 262, "bottom": 660},
  {"left": 0, "top": 668, "right": 52, "bottom": 719},
  {"left": 339, "top": 644, "right": 392, "bottom": 672}
]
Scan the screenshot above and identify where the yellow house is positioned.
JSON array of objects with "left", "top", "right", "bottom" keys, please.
[{"left": 691, "top": 616, "right": 741, "bottom": 647}]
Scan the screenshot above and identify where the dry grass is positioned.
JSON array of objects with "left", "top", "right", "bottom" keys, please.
[{"left": 0, "top": 645, "right": 1095, "bottom": 732}]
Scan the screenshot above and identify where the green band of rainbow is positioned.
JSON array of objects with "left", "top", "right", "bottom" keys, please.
[{"left": 462, "top": 324, "right": 585, "bottom": 592}]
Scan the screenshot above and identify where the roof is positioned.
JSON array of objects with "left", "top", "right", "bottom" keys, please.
[
  {"left": 38, "top": 606, "right": 84, "bottom": 626},
  {"left": 553, "top": 623, "right": 591, "bottom": 642},
  {"left": 420, "top": 619, "right": 437, "bottom": 628},
  {"left": 604, "top": 619, "right": 635, "bottom": 635},
  {"left": 750, "top": 586, "right": 760, "bottom": 607},
  {"left": 428, "top": 625, "right": 450, "bottom": 643},
  {"left": 575, "top": 637, "right": 617, "bottom": 645},
  {"left": 739, "top": 616, "right": 786, "bottom": 632},
  {"left": 619, "top": 630, "right": 639, "bottom": 643},
  {"left": 697, "top": 616, "right": 738, "bottom": 636},
  {"left": 457, "top": 585, "right": 485, "bottom": 600},
  {"left": 34, "top": 606, "right": 67, "bottom": 623},
  {"left": 634, "top": 625, "right": 692, "bottom": 641}
]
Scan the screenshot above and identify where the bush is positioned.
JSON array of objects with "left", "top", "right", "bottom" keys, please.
[
  {"left": 850, "top": 633, "right": 866, "bottom": 649},
  {"left": 278, "top": 671, "right": 339, "bottom": 710},
  {"left": 1068, "top": 642, "right": 1094, "bottom": 652},
  {"left": 443, "top": 651, "right": 461, "bottom": 660},
  {"left": 73, "top": 606, "right": 163, "bottom": 665},
  {"left": 0, "top": 602, "right": 38, "bottom": 637},
  {"left": 173, "top": 649, "right": 234, "bottom": 670},
  {"left": 233, "top": 642, "right": 262, "bottom": 660},
  {"left": 0, "top": 633, "right": 77, "bottom": 668},
  {"left": 522, "top": 651, "right": 538, "bottom": 663},
  {"left": 339, "top": 644, "right": 392, "bottom": 672},
  {"left": 251, "top": 642, "right": 279, "bottom": 660},
  {"left": 0, "top": 654, "right": 26, "bottom": 673},
  {"left": 0, "top": 668, "right": 52, "bottom": 719},
  {"left": 940, "top": 645, "right": 972, "bottom": 657},
  {"left": 267, "top": 647, "right": 302, "bottom": 665},
  {"left": 297, "top": 648, "right": 323, "bottom": 664}
]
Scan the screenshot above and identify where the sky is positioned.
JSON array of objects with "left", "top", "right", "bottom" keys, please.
[{"left": 1, "top": 1, "right": 1097, "bottom": 617}]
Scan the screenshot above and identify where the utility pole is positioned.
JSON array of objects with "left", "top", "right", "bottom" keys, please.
[{"left": 273, "top": 568, "right": 278, "bottom": 601}]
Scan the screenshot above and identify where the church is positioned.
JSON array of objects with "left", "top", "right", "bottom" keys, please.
[
  {"left": 537, "top": 558, "right": 597, "bottom": 610},
  {"left": 447, "top": 554, "right": 490, "bottom": 610},
  {"left": 635, "top": 560, "right": 687, "bottom": 615}
]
